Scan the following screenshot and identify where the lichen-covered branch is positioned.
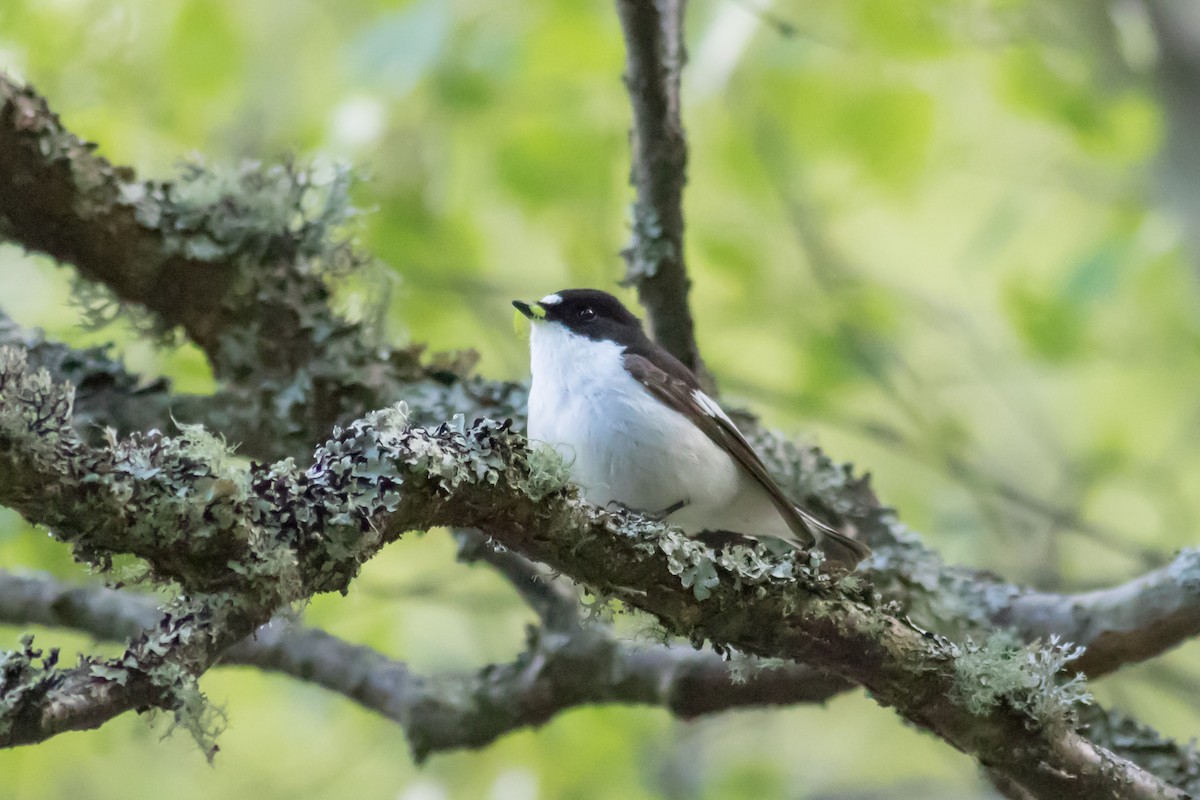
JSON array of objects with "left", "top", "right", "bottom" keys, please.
[
  {"left": 1080, "top": 705, "right": 1200, "bottom": 795},
  {"left": 0, "top": 352, "right": 1187, "bottom": 798},
  {"left": 9, "top": 308, "right": 1200, "bottom": 683},
  {"left": 0, "top": 71, "right": 334, "bottom": 369},
  {"left": 0, "top": 570, "right": 851, "bottom": 760},
  {"left": 614, "top": 0, "right": 706, "bottom": 377},
  {"left": 994, "top": 548, "right": 1200, "bottom": 677},
  {"left": 0, "top": 73, "right": 498, "bottom": 463},
  {"left": 0, "top": 75, "right": 235, "bottom": 355},
  {"left": 0, "top": 593, "right": 249, "bottom": 755},
  {"left": 867, "top": 532, "right": 1200, "bottom": 680},
  {"left": 9, "top": 579, "right": 1198, "bottom": 796},
  {"left": 0, "top": 310, "right": 196, "bottom": 441},
  {"left": 475, "top": 517, "right": 1183, "bottom": 798}
]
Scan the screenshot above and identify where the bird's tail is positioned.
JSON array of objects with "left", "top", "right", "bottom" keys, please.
[{"left": 795, "top": 506, "right": 871, "bottom": 569}]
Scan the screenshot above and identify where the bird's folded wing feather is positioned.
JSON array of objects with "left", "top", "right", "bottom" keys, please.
[
  {"left": 622, "top": 352, "right": 871, "bottom": 566},
  {"left": 622, "top": 353, "right": 823, "bottom": 542}
]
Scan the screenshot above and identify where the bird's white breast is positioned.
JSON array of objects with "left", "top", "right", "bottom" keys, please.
[{"left": 526, "top": 322, "right": 744, "bottom": 521}]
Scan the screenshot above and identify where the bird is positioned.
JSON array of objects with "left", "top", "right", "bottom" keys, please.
[{"left": 513, "top": 288, "right": 870, "bottom": 568}]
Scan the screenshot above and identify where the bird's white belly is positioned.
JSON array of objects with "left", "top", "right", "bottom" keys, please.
[
  {"left": 536, "top": 381, "right": 739, "bottom": 514},
  {"left": 526, "top": 321, "right": 794, "bottom": 540},
  {"left": 528, "top": 324, "right": 747, "bottom": 526}
]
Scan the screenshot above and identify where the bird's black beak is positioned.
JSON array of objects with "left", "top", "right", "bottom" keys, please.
[{"left": 512, "top": 300, "right": 546, "bottom": 320}]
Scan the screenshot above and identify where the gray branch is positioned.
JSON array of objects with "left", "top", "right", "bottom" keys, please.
[
  {"left": 995, "top": 548, "right": 1200, "bottom": 677},
  {"left": 869, "top": 533, "right": 1200, "bottom": 680},
  {"left": 452, "top": 529, "right": 581, "bottom": 631},
  {"left": 1142, "top": 0, "right": 1200, "bottom": 274},
  {"left": 615, "top": 0, "right": 707, "bottom": 379},
  {"left": 0, "top": 570, "right": 849, "bottom": 760}
]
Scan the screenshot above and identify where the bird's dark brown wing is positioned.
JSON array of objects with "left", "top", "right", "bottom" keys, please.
[{"left": 623, "top": 353, "right": 870, "bottom": 566}]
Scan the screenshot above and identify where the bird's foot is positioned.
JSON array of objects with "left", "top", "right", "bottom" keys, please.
[{"left": 604, "top": 498, "right": 689, "bottom": 520}]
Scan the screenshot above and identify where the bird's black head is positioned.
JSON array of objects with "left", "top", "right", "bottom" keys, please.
[{"left": 513, "top": 289, "right": 645, "bottom": 345}]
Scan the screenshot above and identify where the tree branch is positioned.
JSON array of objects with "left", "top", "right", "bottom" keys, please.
[
  {"left": 0, "top": 72, "right": 500, "bottom": 463},
  {"left": 615, "top": 0, "right": 707, "bottom": 378},
  {"left": 868, "top": 536, "right": 1200, "bottom": 680},
  {"left": 0, "top": 76, "right": 232, "bottom": 354},
  {"left": 8, "top": 310, "right": 1200, "bottom": 683},
  {"left": 1142, "top": 0, "right": 1200, "bottom": 275},
  {"left": 452, "top": 529, "right": 581, "bottom": 631},
  {"left": 0, "top": 570, "right": 850, "bottom": 760},
  {"left": 995, "top": 548, "right": 1200, "bottom": 677},
  {"left": 230, "top": 622, "right": 852, "bottom": 761},
  {"left": 0, "top": 311, "right": 178, "bottom": 439},
  {"left": 0, "top": 594, "right": 249, "bottom": 755},
  {"left": 12, "top": 566, "right": 1196, "bottom": 792},
  {"left": 0, "top": 352, "right": 1189, "bottom": 798}
]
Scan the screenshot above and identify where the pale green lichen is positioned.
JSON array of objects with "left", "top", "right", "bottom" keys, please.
[
  {"left": 620, "top": 203, "right": 675, "bottom": 285},
  {"left": 58, "top": 150, "right": 364, "bottom": 346},
  {"left": 157, "top": 671, "right": 227, "bottom": 762},
  {"left": 0, "top": 634, "right": 224, "bottom": 755},
  {"left": 157, "top": 159, "right": 356, "bottom": 264},
  {"left": 65, "top": 156, "right": 406, "bottom": 464},
  {"left": 669, "top": 545, "right": 720, "bottom": 600},
  {"left": 727, "top": 652, "right": 791, "bottom": 685},
  {"left": 951, "top": 631, "right": 1091, "bottom": 724},
  {"left": 519, "top": 443, "right": 571, "bottom": 502}
]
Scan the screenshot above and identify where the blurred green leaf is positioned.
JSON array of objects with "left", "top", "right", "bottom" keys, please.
[
  {"left": 997, "top": 44, "right": 1160, "bottom": 158},
  {"left": 496, "top": 124, "right": 619, "bottom": 210},
  {"left": 164, "top": 0, "right": 243, "bottom": 98},
  {"left": 1003, "top": 278, "right": 1088, "bottom": 361},
  {"left": 854, "top": 0, "right": 954, "bottom": 57}
]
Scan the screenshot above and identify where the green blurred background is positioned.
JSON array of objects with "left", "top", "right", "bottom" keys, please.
[{"left": 2, "top": 1, "right": 1198, "bottom": 797}]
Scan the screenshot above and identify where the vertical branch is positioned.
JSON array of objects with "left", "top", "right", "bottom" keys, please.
[
  {"left": 615, "top": 0, "right": 708, "bottom": 381},
  {"left": 1141, "top": 0, "right": 1200, "bottom": 276}
]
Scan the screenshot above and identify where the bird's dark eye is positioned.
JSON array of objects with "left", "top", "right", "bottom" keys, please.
[{"left": 579, "top": 307, "right": 595, "bottom": 321}]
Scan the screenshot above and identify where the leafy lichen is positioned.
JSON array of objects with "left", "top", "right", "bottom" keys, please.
[
  {"left": 950, "top": 631, "right": 1091, "bottom": 725},
  {"left": 518, "top": 443, "right": 571, "bottom": 502},
  {"left": 620, "top": 202, "right": 676, "bottom": 285},
  {"left": 0, "top": 635, "right": 60, "bottom": 740}
]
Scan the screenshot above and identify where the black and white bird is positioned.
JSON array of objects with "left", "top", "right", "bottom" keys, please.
[{"left": 513, "top": 288, "right": 870, "bottom": 568}]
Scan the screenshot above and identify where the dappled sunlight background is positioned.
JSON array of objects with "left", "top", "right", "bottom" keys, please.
[{"left": 2, "top": 1, "right": 1199, "bottom": 798}]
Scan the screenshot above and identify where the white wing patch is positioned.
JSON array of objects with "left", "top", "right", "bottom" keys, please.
[
  {"left": 540, "top": 293, "right": 563, "bottom": 305},
  {"left": 692, "top": 389, "right": 734, "bottom": 424}
]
